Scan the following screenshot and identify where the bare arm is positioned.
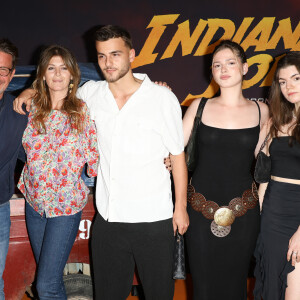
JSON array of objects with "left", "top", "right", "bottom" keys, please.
[
  {"left": 259, "top": 101, "right": 269, "bottom": 129},
  {"left": 258, "top": 182, "right": 268, "bottom": 211},
  {"left": 256, "top": 113, "right": 272, "bottom": 210},
  {"left": 255, "top": 118, "right": 271, "bottom": 157},
  {"left": 182, "top": 98, "right": 201, "bottom": 147},
  {"left": 13, "top": 88, "right": 35, "bottom": 114},
  {"left": 171, "top": 152, "right": 189, "bottom": 235}
]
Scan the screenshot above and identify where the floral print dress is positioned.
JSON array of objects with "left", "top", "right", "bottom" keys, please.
[{"left": 18, "top": 102, "right": 99, "bottom": 217}]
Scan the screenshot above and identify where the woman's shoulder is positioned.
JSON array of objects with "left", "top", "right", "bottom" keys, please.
[
  {"left": 256, "top": 100, "right": 269, "bottom": 116},
  {"left": 258, "top": 101, "right": 270, "bottom": 128},
  {"left": 188, "top": 97, "right": 209, "bottom": 110},
  {"left": 184, "top": 98, "right": 201, "bottom": 116},
  {"left": 78, "top": 100, "right": 93, "bottom": 122},
  {"left": 248, "top": 99, "right": 268, "bottom": 113},
  {"left": 183, "top": 97, "right": 210, "bottom": 123}
]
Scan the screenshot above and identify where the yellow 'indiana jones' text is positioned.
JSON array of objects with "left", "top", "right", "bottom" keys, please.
[{"left": 132, "top": 15, "right": 300, "bottom": 105}]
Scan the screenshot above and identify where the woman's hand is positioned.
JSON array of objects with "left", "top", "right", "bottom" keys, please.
[
  {"left": 287, "top": 226, "right": 300, "bottom": 266},
  {"left": 154, "top": 81, "right": 172, "bottom": 90},
  {"left": 164, "top": 155, "right": 172, "bottom": 172}
]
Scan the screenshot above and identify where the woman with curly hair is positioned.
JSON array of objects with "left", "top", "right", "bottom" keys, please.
[{"left": 18, "top": 45, "right": 98, "bottom": 299}]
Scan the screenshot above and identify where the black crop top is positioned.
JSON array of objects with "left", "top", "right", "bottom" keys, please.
[{"left": 269, "top": 136, "right": 300, "bottom": 180}]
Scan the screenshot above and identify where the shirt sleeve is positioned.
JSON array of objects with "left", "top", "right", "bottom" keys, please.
[
  {"left": 76, "top": 84, "right": 85, "bottom": 101},
  {"left": 77, "top": 80, "right": 98, "bottom": 106},
  {"left": 81, "top": 103, "right": 99, "bottom": 177},
  {"left": 159, "top": 89, "right": 184, "bottom": 155}
]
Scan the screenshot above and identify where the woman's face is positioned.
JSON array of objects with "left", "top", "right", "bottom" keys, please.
[
  {"left": 43, "top": 55, "right": 72, "bottom": 95},
  {"left": 212, "top": 48, "right": 247, "bottom": 88},
  {"left": 278, "top": 65, "right": 300, "bottom": 107}
]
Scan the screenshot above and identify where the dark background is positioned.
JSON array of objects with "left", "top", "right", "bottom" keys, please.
[{"left": 2, "top": 0, "right": 300, "bottom": 103}]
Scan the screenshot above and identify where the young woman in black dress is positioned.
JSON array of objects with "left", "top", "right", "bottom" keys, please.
[
  {"left": 182, "top": 40, "right": 269, "bottom": 300},
  {"left": 254, "top": 52, "right": 300, "bottom": 300}
]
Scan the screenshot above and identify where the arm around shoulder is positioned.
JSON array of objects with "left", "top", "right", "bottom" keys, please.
[
  {"left": 13, "top": 88, "right": 35, "bottom": 115},
  {"left": 77, "top": 80, "right": 103, "bottom": 107},
  {"left": 258, "top": 101, "right": 269, "bottom": 129}
]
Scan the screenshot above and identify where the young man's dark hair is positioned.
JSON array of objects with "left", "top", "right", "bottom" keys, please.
[
  {"left": 0, "top": 39, "right": 18, "bottom": 69},
  {"left": 94, "top": 25, "right": 133, "bottom": 49}
]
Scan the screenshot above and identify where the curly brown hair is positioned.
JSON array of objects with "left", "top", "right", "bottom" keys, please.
[
  {"left": 32, "top": 45, "right": 84, "bottom": 134},
  {"left": 269, "top": 52, "right": 300, "bottom": 144}
]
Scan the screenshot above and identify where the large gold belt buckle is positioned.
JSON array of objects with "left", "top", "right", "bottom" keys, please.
[
  {"left": 211, "top": 207, "right": 235, "bottom": 238},
  {"left": 214, "top": 207, "right": 235, "bottom": 226}
]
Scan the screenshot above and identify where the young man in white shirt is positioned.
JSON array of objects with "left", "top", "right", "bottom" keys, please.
[
  {"left": 83, "top": 25, "right": 188, "bottom": 300},
  {"left": 13, "top": 25, "right": 189, "bottom": 300}
]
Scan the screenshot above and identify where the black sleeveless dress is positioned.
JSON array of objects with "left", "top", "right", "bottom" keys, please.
[{"left": 185, "top": 99, "right": 260, "bottom": 300}]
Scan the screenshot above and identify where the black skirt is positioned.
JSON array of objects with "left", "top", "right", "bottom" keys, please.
[{"left": 254, "top": 180, "right": 300, "bottom": 300}]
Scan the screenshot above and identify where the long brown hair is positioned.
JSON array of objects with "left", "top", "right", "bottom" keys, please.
[
  {"left": 32, "top": 45, "right": 84, "bottom": 134},
  {"left": 269, "top": 52, "right": 300, "bottom": 144}
]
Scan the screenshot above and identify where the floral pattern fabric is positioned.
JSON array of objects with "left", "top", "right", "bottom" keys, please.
[{"left": 18, "top": 102, "right": 99, "bottom": 217}]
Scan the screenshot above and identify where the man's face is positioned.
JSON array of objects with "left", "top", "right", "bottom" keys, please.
[
  {"left": 0, "top": 51, "right": 15, "bottom": 99},
  {"left": 96, "top": 38, "right": 135, "bottom": 83}
]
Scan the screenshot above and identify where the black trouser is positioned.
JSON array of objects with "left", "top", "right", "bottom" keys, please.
[{"left": 91, "top": 214, "right": 174, "bottom": 300}]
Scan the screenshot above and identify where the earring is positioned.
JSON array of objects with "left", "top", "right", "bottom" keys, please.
[{"left": 69, "top": 79, "right": 74, "bottom": 94}]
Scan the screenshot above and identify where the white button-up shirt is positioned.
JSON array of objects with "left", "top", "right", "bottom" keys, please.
[{"left": 77, "top": 74, "right": 184, "bottom": 222}]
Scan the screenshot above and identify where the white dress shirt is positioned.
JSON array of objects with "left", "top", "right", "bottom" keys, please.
[{"left": 77, "top": 73, "right": 184, "bottom": 222}]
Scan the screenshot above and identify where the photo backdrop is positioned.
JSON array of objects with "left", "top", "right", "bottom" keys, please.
[{"left": 2, "top": 0, "right": 299, "bottom": 104}]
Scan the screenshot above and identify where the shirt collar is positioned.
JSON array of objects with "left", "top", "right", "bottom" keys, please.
[
  {"left": 103, "top": 73, "right": 151, "bottom": 94},
  {"left": 102, "top": 73, "right": 152, "bottom": 112}
]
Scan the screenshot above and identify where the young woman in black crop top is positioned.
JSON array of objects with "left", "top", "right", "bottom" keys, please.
[
  {"left": 181, "top": 41, "right": 269, "bottom": 300},
  {"left": 254, "top": 52, "right": 300, "bottom": 300}
]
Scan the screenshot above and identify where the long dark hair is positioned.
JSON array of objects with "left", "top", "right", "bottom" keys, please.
[
  {"left": 269, "top": 52, "right": 300, "bottom": 143},
  {"left": 32, "top": 45, "right": 84, "bottom": 134}
]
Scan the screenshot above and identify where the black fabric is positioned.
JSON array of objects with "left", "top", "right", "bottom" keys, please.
[
  {"left": 172, "top": 231, "right": 186, "bottom": 280},
  {"left": 254, "top": 151, "right": 271, "bottom": 183},
  {"left": 91, "top": 214, "right": 174, "bottom": 300},
  {"left": 0, "top": 93, "right": 28, "bottom": 205},
  {"left": 185, "top": 98, "right": 208, "bottom": 172},
  {"left": 254, "top": 134, "right": 271, "bottom": 183},
  {"left": 254, "top": 180, "right": 300, "bottom": 300},
  {"left": 185, "top": 99, "right": 260, "bottom": 300},
  {"left": 269, "top": 136, "right": 300, "bottom": 180},
  {"left": 253, "top": 100, "right": 261, "bottom": 124}
]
